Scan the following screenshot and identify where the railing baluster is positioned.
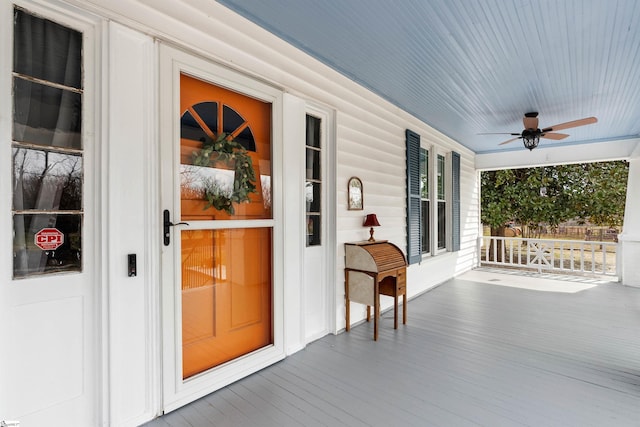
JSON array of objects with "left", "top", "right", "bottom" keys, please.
[
  {"left": 509, "top": 239, "right": 513, "bottom": 264},
  {"left": 570, "top": 243, "right": 574, "bottom": 271},
  {"left": 485, "top": 237, "right": 489, "bottom": 263},
  {"left": 492, "top": 237, "right": 496, "bottom": 263},
  {"left": 518, "top": 239, "right": 522, "bottom": 266}
]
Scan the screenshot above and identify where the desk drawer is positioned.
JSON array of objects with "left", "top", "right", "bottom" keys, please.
[{"left": 396, "top": 270, "right": 406, "bottom": 285}]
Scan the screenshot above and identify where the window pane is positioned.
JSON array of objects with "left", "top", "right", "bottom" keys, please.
[
  {"left": 181, "top": 102, "right": 258, "bottom": 153},
  {"left": 420, "top": 148, "right": 429, "bottom": 199},
  {"left": 305, "top": 181, "right": 321, "bottom": 213},
  {"left": 13, "top": 147, "right": 82, "bottom": 211},
  {"left": 13, "top": 213, "right": 82, "bottom": 278},
  {"left": 306, "top": 148, "right": 320, "bottom": 180},
  {"left": 306, "top": 115, "right": 321, "bottom": 148},
  {"left": 438, "top": 201, "right": 446, "bottom": 249},
  {"left": 306, "top": 215, "right": 321, "bottom": 246},
  {"left": 223, "top": 105, "right": 256, "bottom": 151},
  {"left": 181, "top": 107, "right": 215, "bottom": 143},
  {"left": 13, "top": 8, "right": 82, "bottom": 89},
  {"left": 437, "top": 154, "right": 445, "bottom": 200},
  {"left": 13, "top": 78, "right": 82, "bottom": 149},
  {"left": 421, "top": 200, "right": 430, "bottom": 253}
]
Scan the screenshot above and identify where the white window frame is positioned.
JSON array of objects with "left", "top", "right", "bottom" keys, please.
[
  {"left": 421, "top": 145, "right": 451, "bottom": 257},
  {"left": 419, "top": 146, "right": 431, "bottom": 255}
]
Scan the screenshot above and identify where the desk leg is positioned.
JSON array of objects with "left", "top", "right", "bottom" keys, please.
[
  {"left": 345, "top": 272, "right": 350, "bottom": 332},
  {"left": 403, "top": 293, "right": 407, "bottom": 324},
  {"left": 393, "top": 294, "right": 398, "bottom": 329},
  {"left": 374, "top": 284, "right": 379, "bottom": 341},
  {"left": 346, "top": 300, "right": 350, "bottom": 332},
  {"left": 366, "top": 306, "right": 371, "bottom": 322},
  {"left": 374, "top": 303, "right": 379, "bottom": 341}
]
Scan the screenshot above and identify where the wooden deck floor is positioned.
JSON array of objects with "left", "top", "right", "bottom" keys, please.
[{"left": 144, "top": 270, "right": 640, "bottom": 427}]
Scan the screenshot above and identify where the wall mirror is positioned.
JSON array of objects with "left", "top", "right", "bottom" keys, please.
[{"left": 347, "top": 177, "right": 363, "bottom": 210}]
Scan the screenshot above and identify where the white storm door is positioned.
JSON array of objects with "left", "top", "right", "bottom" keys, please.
[
  {"left": 303, "top": 108, "right": 334, "bottom": 342},
  {"left": 158, "top": 44, "right": 285, "bottom": 413}
]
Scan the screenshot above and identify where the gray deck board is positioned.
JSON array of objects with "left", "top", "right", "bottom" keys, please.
[{"left": 144, "top": 272, "right": 640, "bottom": 427}]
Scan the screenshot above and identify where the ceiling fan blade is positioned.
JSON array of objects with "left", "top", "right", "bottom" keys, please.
[
  {"left": 542, "top": 116, "right": 597, "bottom": 133},
  {"left": 523, "top": 115, "right": 539, "bottom": 130},
  {"left": 478, "top": 132, "right": 521, "bottom": 136},
  {"left": 498, "top": 137, "right": 521, "bottom": 145},
  {"left": 541, "top": 132, "right": 569, "bottom": 140}
]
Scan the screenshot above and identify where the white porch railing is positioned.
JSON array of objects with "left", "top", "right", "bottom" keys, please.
[{"left": 478, "top": 236, "right": 618, "bottom": 276}]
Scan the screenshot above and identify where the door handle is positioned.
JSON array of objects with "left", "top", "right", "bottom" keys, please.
[{"left": 163, "top": 209, "right": 189, "bottom": 246}]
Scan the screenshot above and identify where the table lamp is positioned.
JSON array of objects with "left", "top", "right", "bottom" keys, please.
[{"left": 363, "top": 213, "right": 380, "bottom": 242}]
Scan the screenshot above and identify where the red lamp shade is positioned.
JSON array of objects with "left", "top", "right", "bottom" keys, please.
[
  {"left": 363, "top": 214, "right": 381, "bottom": 241},
  {"left": 363, "top": 214, "right": 381, "bottom": 227}
]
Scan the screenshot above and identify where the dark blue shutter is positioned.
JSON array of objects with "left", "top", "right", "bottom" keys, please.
[
  {"left": 406, "top": 129, "right": 421, "bottom": 264},
  {"left": 451, "top": 151, "right": 461, "bottom": 252}
]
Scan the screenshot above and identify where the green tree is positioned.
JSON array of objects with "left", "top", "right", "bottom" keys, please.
[
  {"left": 480, "top": 169, "right": 517, "bottom": 236},
  {"left": 481, "top": 161, "right": 628, "bottom": 239},
  {"left": 568, "top": 162, "right": 628, "bottom": 226}
]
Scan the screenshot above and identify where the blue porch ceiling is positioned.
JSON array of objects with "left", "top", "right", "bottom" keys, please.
[{"left": 217, "top": 0, "right": 640, "bottom": 154}]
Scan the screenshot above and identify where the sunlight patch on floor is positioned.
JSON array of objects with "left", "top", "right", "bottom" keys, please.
[{"left": 459, "top": 269, "right": 604, "bottom": 293}]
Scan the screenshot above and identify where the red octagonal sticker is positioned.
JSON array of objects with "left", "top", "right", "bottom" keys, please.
[{"left": 34, "top": 228, "right": 64, "bottom": 251}]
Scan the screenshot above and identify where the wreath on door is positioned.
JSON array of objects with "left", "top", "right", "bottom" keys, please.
[{"left": 192, "top": 132, "right": 257, "bottom": 214}]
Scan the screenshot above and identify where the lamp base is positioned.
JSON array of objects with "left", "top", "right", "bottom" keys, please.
[{"left": 368, "top": 227, "right": 376, "bottom": 242}]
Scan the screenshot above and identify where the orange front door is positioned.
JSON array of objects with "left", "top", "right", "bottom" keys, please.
[{"left": 179, "top": 73, "right": 273, "bottom": 379}]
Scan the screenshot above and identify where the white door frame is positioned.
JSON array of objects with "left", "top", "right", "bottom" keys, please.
[{"left": 158, "top": 44, "right": 285, "bottom": 413}]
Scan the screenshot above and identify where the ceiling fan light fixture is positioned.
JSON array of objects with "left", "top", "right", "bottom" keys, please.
[{"left": 522, "top": 129, "right": 540, "bottom": 150}]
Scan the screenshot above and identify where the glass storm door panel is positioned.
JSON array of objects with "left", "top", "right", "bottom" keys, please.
[
  {"left": 180, "top": 74, "right": 272, "bottom": 221},
  {"left": 181, "top": 228, "right": 272, "bottom": 378},
  {"left": 179, "top": 73, "right": 273, "bottom": 379}
]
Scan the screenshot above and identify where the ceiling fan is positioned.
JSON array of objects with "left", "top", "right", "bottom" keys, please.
[{"left": 482, "top": 112, "right": 598, "bottom": 150}]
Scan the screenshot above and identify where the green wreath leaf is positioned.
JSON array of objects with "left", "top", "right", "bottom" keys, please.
[{"left": 192, "top": 132, "right": 257, "bottom": 215}]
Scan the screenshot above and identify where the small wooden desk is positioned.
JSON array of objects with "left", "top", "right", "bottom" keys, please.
[{"left": 344, "top": 240, "right": 408, "bottom": 340}]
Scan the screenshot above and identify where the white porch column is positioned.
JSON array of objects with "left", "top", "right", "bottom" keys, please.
[{"left": 619, "top": 147, "right": 640, "bottom": 287}]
